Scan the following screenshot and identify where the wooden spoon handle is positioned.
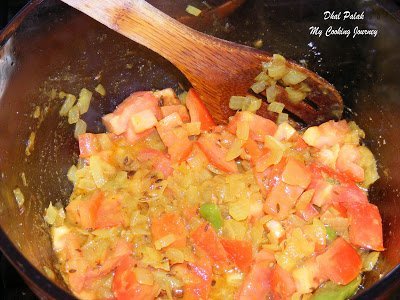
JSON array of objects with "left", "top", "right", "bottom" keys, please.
[{"left": 61, "top": 0, "right": 237, "bottom": 74}]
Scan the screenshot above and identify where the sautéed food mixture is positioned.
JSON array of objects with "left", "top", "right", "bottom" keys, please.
[{"left": 45, "top": 65, "right": 383, "bottom": 299}]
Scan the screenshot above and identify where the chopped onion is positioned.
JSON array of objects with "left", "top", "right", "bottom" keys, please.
[
  {"left": 184, "top": 122, "right": 201, "bottom": 136},
  {"left": 77, "top": 88, "right": 92, "bottom": 115},
  {"left": 266, "top": 220, "right": 285, "bottom": 239},
  {"left": 33, "top": 106, "right": 41, "bottom": 119},
  {"left": 13, "top": 188, "right": 25, "bottom": 208},
  {"left": 274, "top": 122, "right": 296, "bottom": 141},
  {"left": 20, "top": 172, "right": 28, "bottom": 186},
  {"left": 267, "top": 54, "right": 288, "bottom": 80},
  {"left": 68, "top": 105, "right": 80, "bottom": 124},
  {"left": 178, "top": 91, "right": 188, "bottom": 104},
  {"left": 59, "top": 94, "right": 76, "bottom": 116},
  {"left": 266, "top": 85, "right": 278, "bottom": 103},
  {"left": 255, "top": 71, "right": 269, "bottom": 82},
  {"left": 285, "top": 87, "right": 306, "bottom": 104},
  {"left": 251, "top": 81, "right": 266, "bottom": 94},
  {"left": 229, "top": 198, "right": 250, "bottom": 221},
  {"left": 134, "top": 267, "right": 154, "bottom": 285},
  {"left": 165, "top": 248, "right": 185, "bottom": 265},
  {"left": 229, "top": 96, "right": 247, "bottom": 110},
  {"left": 186, "top": 5, "right": 202, "bottom": 16},
  {"left": 362, "top": 251, "right": 380, "bottom": 271},
  {"left": 226, "top": 271, "right": 244, "bottom": 286},
  {"left": 95, "top": 84, "right": 106, "bottom": 96},
  {"left": 282, "top": 70, "right": 308, "bottom": 85},
  {"left": 242, "top": 96, "right": 262, "bottom": 112},
  {"left": 276, "top": 113, "right": 289, "bottom": 125},
  {"left": 295, "top": 189, "right": 315, "bottom": 210},
  {"left": 74, "top": 119, "right": 87, "bottom": 139},
  {"left": 67, "top": 165, "right": 77, "bottom": 183},
  {"left": 226, "top": 138, "right": 245, "bottom": 161},
  {"left": 236, "top": 120, "right": 249, "bottom": 140},
  {"left": 44, "top": 202, "right": 57, "bottom": 225},
  {"left": 154, "top": 233, "right": 176, "bottom": 250},
  {"left": 25, "top": 132, "right": 36, "bottom": 156},
  {"left": 268, "top": 102, "right": 285, "bottom": 113}
]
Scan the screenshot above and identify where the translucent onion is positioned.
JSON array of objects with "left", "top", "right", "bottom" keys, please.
[
  {"left": 74, "top": 119, "right": 87, "bottom": 139},
  {"left": 268, "top": 102, "right": 285, "bottom": 113},
  {"left": 276, "top": 113, "right": 289, "bottom": 125},
  {"left": 134, "top": 267, "right": 154, "bottom": 285},
  {"left": 285, "top": 87, "right": 306, "bottom": 104},
  {"left": 225, "top": 138, "right": 245, "bottom": 161},
  {"left": 362, "top": 251, "right": 380, "bottom": 271},
  {"left": 77, "top": 88, "right": 93, "bottom": 114},
  {"left": 185, "top": 5, "right": 202, "bottom": 16},
  {"left": 229, "top": 198, "right": 250, "bottom": 221},
  {"left": 154, "top": 234, "right": 176, "bottom": 250},
  {"left": 59, "top": 94, "right": 76, "bottom": 116},
  {"left": 165, "top": 248, "right": 185, "bottom": 265},
  {"left": 95, "top": 84, "right": 106, "bottom": 96},
  {"left": 251, "top": 81, "right": 266, "bottom": 94},
  {"left": 13, "top": 188, "right": 25, "bottom": 208},
  {"left": 68, "top": 105, "right": 80, "bottom": 124},
  {"left": 184, "top": 122, "right": 201, "bottom": 136},
  {"left": 266, "top": 85, "right": 278, "bottom": 103},
  {"left": 282, "top": 70, "right": 308, "bottom": 85},
  {"left": 267, "top": 54, "right": 288, "bottom": 80},
  {"left": 229, "top": 96, "right": 247, "bottom": 110}
]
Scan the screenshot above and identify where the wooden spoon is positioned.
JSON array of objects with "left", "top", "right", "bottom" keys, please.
[{"left": 60, "top": 0, "right": 343, "bottom": 125}]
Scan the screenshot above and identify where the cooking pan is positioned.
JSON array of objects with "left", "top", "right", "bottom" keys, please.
[{"left": 1, "top": 0, "right": 400, "bottom": 298}]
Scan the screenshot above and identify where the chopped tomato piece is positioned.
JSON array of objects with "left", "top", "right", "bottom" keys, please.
[
  {"left": 243, "top": 139, "right": 263, "bottom": 164},
  {"left": 185, "top": 89, "right": 215, "bottom": 131},
  {"left": 332, "top": 184, "right": 368, "bottom": 205},
  {"left": 271, "top": 265, "right": 296, "bottom": 299},
  {"left": 220, "top": 239, "right": 253, "bottom": 272},
  {"left": 161, "top": 105, "right": 190, "bottom": 122},
  {"left": 345, "top": 202, "right": 384, "bottom": 251},
  {"left": 125, "top": 126, "right": 155, "bottom": 145},
  {"left": 197, "top": 134, "right": 238, "bottom": 173},
  {"left": 303, "top": 120, "right": 349, "bottom": 149},
  {"left": 237, "top": 261, "right": 272, "bottom": 300},
  {"left": 264, "top": 182, "right": 304, "bottom": 219},
  {"left": 282, "top": 158, "right": 311, "bottom": 188},
  {"left": 66, "top": 191, "right": 103, "bottom": 229},
  {"left": 190, "top": 223, "right": 229, "bottom": 267},
  {"left": 156, "top": 113, "right": 193, "bottom": 162},
  {"left": 316, "top": 237, "right": 362, "bottom": 285},
  {"left": 172, "top": 253, "right": 212, "bottom": 300},
  {"left": 254, "top": 159, "right": 286, "bottom": 196},
  {"left": 336, "top": 145, "right": 365, "bottom": 182},
  {"left": 137, "top": 148, "right": 173, "bottom": 178},
  {"left": 86, "top": 239, "right": 132, "bottom": 280},
  {"left": 130, "top": 109, "right": 158, "bottom": 133},
  {"left": 227, "top": 111, "right": 277, "bottom": 142},
  {"left": 113, "top": 256, "right": 159, "bottom": 300},
  {"left": 94, "top": 196, "right": 128, "bottom": 229},
  {"left": 78, "top": 133, "right": 100, "bottom": 158},
  {"left": 102, "top": 91, "right": 162, "bottom": 135},
  {"left": 154, "top": 88, "right": 180, "bottom": 105},
  {"left": 151, "top": 212, "right": 187, "bottom": 248},
  {"left": 297, "top": 203, "right": 319, "bottom": 222}
]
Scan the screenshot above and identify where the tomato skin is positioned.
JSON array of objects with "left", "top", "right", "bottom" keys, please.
[
  {"left": 78, "top": 133, "right": 100, "bottom": 158},
  {"left": 237, "top": 261, "right": 272, "bottom": 300},
  {"left": 336, "top": 145, "right": 364, "bottom": 182},
  {"left": 316, "top": 237, "right": 362, "bottom": 285},
  {"left": 185, "top": 89, "right": 216, "bottom": 131},
  {"left": 270, "top": 265, "right": 296, "bottom": 299},
  {"left": 228, "top": 111, "right": 277, "bottom": 142},
  {"left": 137, "top": 148, "right": 173, "bottom": 178},
  {"left": 103, "top": 91, "right": 162, "bottom": 135},
  {"left": 151, "top": 212, "right": 187, "bottom": 248},
  {"left": 66, "top": 190, "right": 103, "bottom": 229},
  {"left": 113, "top": 256, "right": 159, "bottom": 300},
  {"left": 345, "top": 202, "right": 384, "bottom": 251},
  {"left": 197, "top": 134, "right": 239, "bottom": 173},
  {"left": 190, "top": 223, "right": 229, "bottom": 267},
  {"left": 220, "top": 239, "right": 253, "bottom": 272},
  {"left": 264, "top": 182, "right": 304, "bottom": 220},
  {"left": 281, "top": 158, "right": 311, "bottom": 188},
  {"left": 173, "top": 254, "right": 212, "bottom": 300},
  {"left": 161, "top": 105, "right": 190, "bottom": 122}
]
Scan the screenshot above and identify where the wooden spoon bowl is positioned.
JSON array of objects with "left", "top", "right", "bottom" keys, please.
[{"left": 61, "top": 0, "right": 343, "bottom": 126}]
